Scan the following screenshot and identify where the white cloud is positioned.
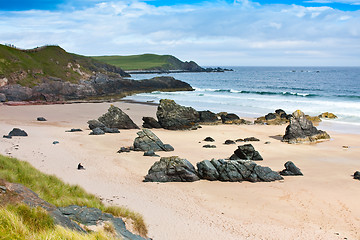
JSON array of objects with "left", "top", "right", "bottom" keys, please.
[{"left": 0, "top": 1, "right": 359, "bottom": 66}]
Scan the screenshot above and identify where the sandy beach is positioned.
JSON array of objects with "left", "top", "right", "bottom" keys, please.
[{"left": 0, "top": 101, "right": 359, "bottom": 240}]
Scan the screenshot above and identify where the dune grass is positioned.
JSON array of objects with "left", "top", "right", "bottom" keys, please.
[{"left": 0, "top": 155, "right": 148, "bottom": 237}]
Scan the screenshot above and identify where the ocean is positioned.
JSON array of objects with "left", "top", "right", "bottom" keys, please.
[{"left": 124, "top": 66, "right": 360, "bottom": 134}]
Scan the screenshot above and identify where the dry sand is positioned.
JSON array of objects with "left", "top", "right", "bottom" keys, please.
[{"left": 0, "top": 102, "right": 359, "bottom": 240}]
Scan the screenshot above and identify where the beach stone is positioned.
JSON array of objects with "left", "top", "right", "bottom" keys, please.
[
  {"left": 117, "top": 147, "right": 131, "bottom": 153},
  {"left": 204, "top": 137, "right": 215, "bottom": 142},
  {"left": 279, "top": 161, "right": 303, "bottom": 176},
  {"left": 143, "top": 150, "right": 160, "bottom": 157},
  {"left": 0, "top": 93, "right": 6, "bottom": 102},
  {"left": 142, "top": 117, "right": 161, "bottom": 129},
  {"left": 66, "top": 128, "right": 83, "bottom": 132},
  {"left": 232, "top": 144, "right": 263, "bottom": 161},
  {"left": 265, "top": 113, "right": 277, "bottom": 120},
  {"left": 217, "top": 161, "right": 245, "bottom": 181},
  {"left": 283, "top": 110, "right": 330, "bottom": 144},
  {"left": 144, "top": 156, "right": 200, "bottom": 182},
  {"left": 89, "top": 127, "right": 105, "bottom": 135},
  {"left": 203, "top": 144, "right": 216, "bottom": 148},
  {"left": 255, "top": 110, "right": 289, "bottom": 125},
  {"left": 197, "top": 160, "right": 219, "bottom": 181},
  {"left": 87, "top": 119, "right": 106, "bottom": 130},
  {"left": 156, "top": 99, "right": 200, "bottom": 130},
  {"left": 244, "top": 137, "right": 260, "bottom": 142},
  {"left": 354, "top": 171, "right": 360, "bottom": 180},
  {"left": 133, "top": 129, "right": 174, "bottom": 152},
  {"left": 103, "top": 127, "right": 120, "bottom": 133},
  {"left": 198, "top": 110, "right": 220, "bottom": 124},
  {"left": 3, "top": 135, "right": 12, "bottom": 139},
  {"left": 224, "top": 140, "right": 235, "bottom": 145},
  {"left": 98, "top": 105, "right": 139, "bottom": 129},
  {"left": 37, "top": 117, "right": 47, "bottom": 121},
  {"left": 319, "top": 112, "right": 337, "bottom": 119},
  {"left": 8, "top": 128, "right": 28, "bottom": 137},
  {"left": 254, "top": 165, "right": 283, "bottom": 182}
]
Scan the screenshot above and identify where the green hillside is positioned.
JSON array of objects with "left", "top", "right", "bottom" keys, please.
[{"left": 0, "top": 44, "right": 128, "bottom": 87}]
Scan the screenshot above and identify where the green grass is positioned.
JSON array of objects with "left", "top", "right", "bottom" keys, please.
[
  {"left": 0, "top": 155, "right": 148, "bottom": 237},
  {"left": 92, "top": 54, "right": 179, "bottom": 70}
]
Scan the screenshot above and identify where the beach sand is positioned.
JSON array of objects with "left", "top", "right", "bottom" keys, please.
[{"left": 0, "top": 102, "right": 359, "bottom": 240}]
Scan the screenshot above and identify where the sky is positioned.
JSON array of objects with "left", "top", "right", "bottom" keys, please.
[{"left": 1, "top": 0, "right": 360, "bottom": 66}]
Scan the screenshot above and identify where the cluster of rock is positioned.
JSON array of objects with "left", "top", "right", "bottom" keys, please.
[
  {"left": 254, "top": 109, "right": 291, "bottom": 125},
  {"left": 0, "top": 75, "right": 193, "bottom": 102},
  {"left": 0, "top": 180, "right": 147, "bottom": 240},
  {"left": 283, "top": 110, "right": 330, "bottom": 144},
  {"left": 88, "top": 105, "right": 138, "bottom": 135},
  {"left": 3, "top": 128, "right": 28, "bottom": 139},
  {"left": 144, "top": 156, "right": 283, "bottom": 183}
]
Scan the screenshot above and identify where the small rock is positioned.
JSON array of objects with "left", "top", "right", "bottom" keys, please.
[
  {"left": 204, "top": 137, "right": 215, "bottom": 142},
  {"left": 279, "top": 161, "right": 303, "bottom": 176},
  {"left": 103, "top": 127, "right": 120, "bottom": 133},
  {"left": 264, "top": 141, "right": 271, "bottom": 144},
  {"left": 89, "top": 127, "right": 105, "bottom": 135},
  {"left": 203, "top": 145, "right": 216, "bottom": 148},
  {"left": 117, "top": 147, "right": 131, "bottom": 153},
  {"left": 224, "top": 140, "right": 235, "bottom": 145},
  {"left": 3, "top": 135, "right": 12, "bottom": 139},
  {"left": 354, "top": 171, "right": 360, "bottom": 180},
  {"left": 77, "top": 163, "right": 85, "bottom": 170},
  {"left": 8, "top": 128, "right": 28, "bottom": 137},
  {"left": 143, "top": 150, "right": 160, "bottom": 157},
  {"left": 142, "top": 117, "right": 162, "bottom": 129},
  {"left": 0, "top": 185, "right": 6, "bottom": 193},
  {"left": 66, "top": 128, "right": 83, "bottom": 132},
  {"left": 235, "top": 139, "right": 244, "bottom": 142},
  {"left": 37, "top": 117, "right": 47, "bottom": 121},
  {"left": 53, "top": 141, "right": 59, "bottom": 145},
  {"left": 232, "top": 144, "right": 263, "bottom": 161},
  {"left": 244, "top": 137, "right": 260, "bottom": 142}
]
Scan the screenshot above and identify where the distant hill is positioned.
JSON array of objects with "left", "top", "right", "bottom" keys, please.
[
  {"left": 92, "top": 54, "right": 205, "bottom": 72},
  {"left": 0, "top": 44, "right": 129, "bottom": 87}
]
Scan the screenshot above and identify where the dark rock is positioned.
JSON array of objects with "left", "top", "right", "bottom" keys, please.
[
  {"left": 66, "top": 128, "right": 83, "bottom": 132},
  {"left": 144, "top": 156, "right": 200, "bottom": 182},
  {"left": 280, "top": 161, "right": 303, "bottom": 176},
  {"left": 265, "top": 113, "right": 277, "bottom": 120},
  {"left": 3, "top": 135, "right": 12, "bottom": 139},
  {"left": 283, "top": 110, "right": 330, "bottom": 144},
  {"left": 103, "top": 127, "right": 120, "bottom": 133},
  {"left": 87, "top": 119, "right": 106, "bottom": 130},
  {"left": 233, "top": 144, "right": 263, "bottom": 161},
  {"left": 264, "top": 141, "right": 271, "bottom": 144},
  {"left": 244, "top": 137, "right": 260, "bottom": 142},
  {"left": 224, "top": 140, "right": 235, "bottom": 145},
  {"left": 204, "top": 137, "right": 215, "bottom": 142},
  {"left": 0, "top": 93, "right": 6, "bottom": 102},
  {"left": 143, "top": 150, "right": 160, "bottom": 157},
  {"left": 198, "top": 110, "right": 220, "bottom": 124},
  {"left": 203, "top": 145, "right": 216, "bottom": 148},
  {"left": 8, "top": 128, "right": 28, "bottom": 137},
  {"left": 37, "top": 117, "right": 47, "bottom": 121},
  {"left": 98, "top": 105, "right": 139, "bottom": 129},
  {"left": 235, "top": 139, "right": 244, "bottom": 142},
  {"left": 53, "top": 141, "right": 59, "bottom": 145},
  {"left": 117, "top": 147, "right": 131, "bottom": 153},
  {"left": 133, "top": 129, "right": 174, "bottom": 152},
  {"left": 89, "top": 127, "right": 105, "bottom": 135},
  {"left": 275, "top": 109, "right": 286, "bottom": 115},
  {"left": 220, "top": 113, "right": 251, "bottom": 125},
  {"left": 196, "top": 159, "right": 282, "bottom": 182},
  {"left": 197, "top": 160, "right": 219, "bottom": 181},
  {"left": 254, "top": 110, "right": 290, "bottom": 125},
  {"left": 354, "top": 171, "right": 360, "bottom": 180},
  {"left": 156, "top": 99, "right": 200, "bottom": 130},
  {"left": 142, "top": 117, "right": 161, "bottom": 129}
]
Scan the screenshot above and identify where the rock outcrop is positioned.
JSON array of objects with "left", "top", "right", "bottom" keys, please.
[
  {"left": 254, "top": 109, "right": 290, "bottom": 125},
  {"left": 197, "top": 159, "right": 283, "bottom": 182},
  {"left": 319, "top": 112, "right": 337, "bottom": 119},
  {"left": 279, "top": 161, "right": 303, "bottom": 176},
  {"left": 98, "top": 105, "right": 139, "bottom": 129},
  {"left": 282, "top": 110, "right": 330, "bottom": 144},
  {"left": 156, "top": 99, "right": 199, "bottom": 130},
  {"left": 133, "top": 129, "right": 174, "bottom": 152},
  {"left": 230, "top": 144, "right": 263, "bottom": 161},
  {"left": 144, "top": 156, "right": 200, "bottom": 182}
]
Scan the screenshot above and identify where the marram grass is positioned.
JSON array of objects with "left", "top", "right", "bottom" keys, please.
[{"left": 0, "top": 155, "right": 148, "bottom": 237}]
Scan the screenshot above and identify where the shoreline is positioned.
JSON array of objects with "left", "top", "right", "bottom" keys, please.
[{"left": 1, "top": 101, "right": 359, "bottom": 240}]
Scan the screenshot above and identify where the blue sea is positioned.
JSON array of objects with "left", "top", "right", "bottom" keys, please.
[{"left": 124, "top": 67, "right": 360, "bottom": 134}]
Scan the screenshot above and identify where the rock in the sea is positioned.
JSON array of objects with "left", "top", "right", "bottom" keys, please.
[
  {"left": 224, "top": 140, "right": 235, "bottom": 145},
  {"left": 8, "top": 128, "right": 28, "bottom": 137},
  {"left": 198, "top": 110, "right": 221, "bottom": 124},
  {"left": 282, "top": 110, "right": 330, "bottom": 144},
  {"left": 89, "top": 127, "right": 105, "bottom": 135},
  {"left": 203, "top": 144, "right": 216, "bottom": 148},
  {"left": 98, "top": 105, "right": 139, "bottom": 129},
  {"left": 156, "top": 99, "right": 199, "bottom": 130},
  {"left": 142, "top": 117, "right": 161, "bottom": 129},
  {"left": 230, "top": 144, "right": 263, "bottom": 161},
  {"left": 204, "top": 137, "right": 215, "bottom": 142},
  {"left": 196, "top": 159, "right": 283, "bottom": 182},
  {"left": 279, "top": 161, "right": 303, "bottom": 176},
  {"left": 144, "top": 156, "right": 200, "bottom": 182},
  {"left": 319, "top": 112, "right": 337, "bottom": 119},
  {"left": 354, "top": 171, "right": 360, "bottom": 180},
  {"left": 133, "top": 129, "right": 174, "bottom": 152},
  {"left": 37, "top": 117, "right": 47, "bottom": 121}
]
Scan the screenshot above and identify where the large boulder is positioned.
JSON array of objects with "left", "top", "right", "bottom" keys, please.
[
  {"left": 144, "top": 156, "right": 200, "bottom": 182},
  {"left": 230, "top": 144, "right": 263, "bottom": 161},
  {"left": 283, "top": 110, "right": 330, "bottom": 144},
  {"left": 279, "top": 161, "right": 303, "bottom": 176},
  {"left": 98, "top": 105, "right": 139, "bottom": 129},
  {"left": 133, "top": 129, "right": 174, "bottom": 152},
  {"left": 156, "top": 99, "right": 200, "bottom": 130},
  {"left": 196, "top": 159, "right": 283, "bottom": 182}
]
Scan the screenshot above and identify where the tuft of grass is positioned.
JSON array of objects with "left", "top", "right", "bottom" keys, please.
[
  {"left": 104, "top": 206, "right": 148, "bottom": 237},
  {"left": 0, "top": 154, "right": 148, "bottom": 237}
]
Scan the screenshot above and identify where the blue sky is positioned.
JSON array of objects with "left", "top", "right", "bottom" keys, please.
[{"left": 1, "top": 0, "right": 360, "bottom": 66}]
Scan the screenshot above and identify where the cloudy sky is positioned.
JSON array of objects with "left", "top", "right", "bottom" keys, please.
[{"left": 1, "top": 0, "right": 359, "bottom": 66}]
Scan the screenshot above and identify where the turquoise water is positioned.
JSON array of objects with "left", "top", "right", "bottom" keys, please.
[{"left": 124, "top": 67, "right": 360, "bottom": 133}]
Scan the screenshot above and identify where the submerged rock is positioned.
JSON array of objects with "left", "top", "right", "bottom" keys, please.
[
  {"left": 133, "top": 129, "right": 174, "bottom": 152},
  {"left": 279, "top": 161, "right": 303, "bottom": 176},
  {"left": 144, "top": 156, "right": 200, "bottom": 182},
  {"left": 156, "top": 99, "right": 199, "bottom": 130},
  {"left": 282, "top": 110, "right": 330, "bottom": 144},
  {"left": 98, "top": 105, "right": 139, "bottom": 129}
]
